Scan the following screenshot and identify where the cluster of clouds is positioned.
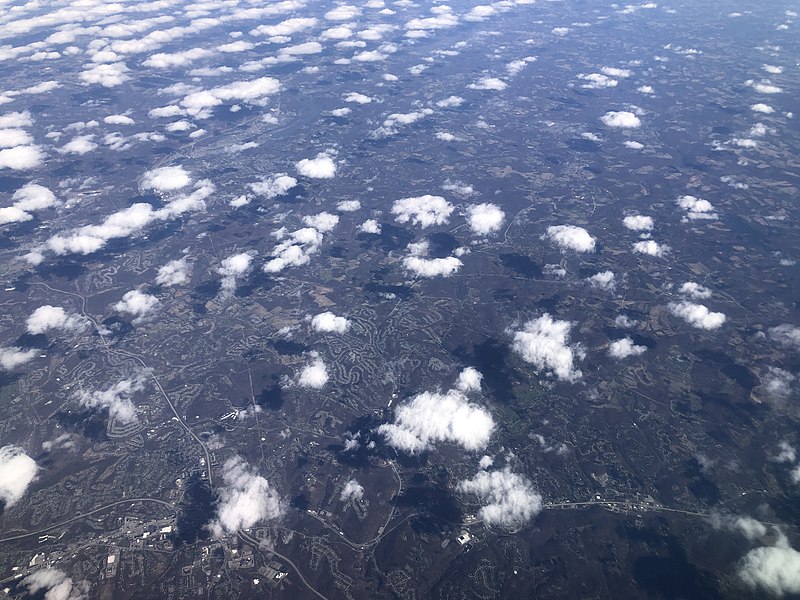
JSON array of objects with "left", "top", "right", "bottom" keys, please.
[
  {"left": 340, "top": 478, "right": 364, "bottom": 502},
  {"left": 457, "top": 466, "right": 542, "bottom": 530},
  {"left": 676, "top": 195, "right": 718, "bottom": 221},
  {"left": 402, "top": 240, "right": 463, "bottom": 278},
  {"left": 22, "top": 568, "right": 88, "bottom": 600},
  {"left": 264, "top": 226, "right": 325, "bottom": 273},
  {"left": 378, "top": 367, "right": 494, "bottom": 454},
  {"left": 0, "top": 445, "right": 38, "bottom": 507},
  {"left": 77, "top": 373, "right": 147, "bottom": 424},
  {"left": 0, "top": 111, "right": 43, "bottom": 171},
  {"left": 510, "top": 314, "right": 585, "bottom": 382},
  {"left": 218, "top": 252, "right": 254, "bottom": 298},
  {"left": 209, "top": 456, "right": 284, "bottom": 537},
  {"left": 0, "top": 183, "right": 58, "bottom": 225}
]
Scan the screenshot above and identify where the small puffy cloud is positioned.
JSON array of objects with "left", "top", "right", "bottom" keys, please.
[
  {"left": 739, "top": 540, "right": 800, "bottom": 597},
  {"left": 601, "top": 66, "right": 632, "bottom": 78},
  {"left": 209, "top": 456, "right": 284, "bottom": 537},
  {"left": 436, "top": 95, "right": 464, "bottom": 108},
  {"left": 378, "top": 369, "right": 494, "bottom": 454},
  {"left": 751, "top": 103, "right": 775, "bottom": 114},
  {"left": 615, "top": 315, "right": 639, "bottom": 328},
  {"left": 325, "top": 4, "right": 360, "bottom": 20},
  {"left": 156, "top": 258, "right": 191, "bottom": 287},
  {"left": 0, "top": 145, "right": 44, "bottom": 170},
  {"left": 0, "top": 347, "right": 37, "bottom": 370},
  {"left": 468, "top": 77, "right": 507, "bottom": 91},
  {"left": 510, "top": 314, "right": 584, "bottom": 381},
  {"left": 747, "top": 80, "right": 783, "bottom": 94},
  {"left": 311, "top": 312, "right": 350, "bottom": 333},
  {"left": 402, "top": 241, "right": 463, "bottom": 278},
  {"left": 0, "top": 446, "right": 38, "bottom": 507},
  {"left": 676, "top": 195, "right": 718, "bottom": 220},
  {"left": 336, "top": 200, "right": 361, "bottom": 212},
  {"left": 466, "top": 203, "right": 505, "bottom": 235},
  {"left": 218, "top": 252, "right": 254, "bottom": 298},
  {"left": 297, "top": 353, "right": 329, "bottom": 389},
  {"left": 392, "top": 195, "right": 453, "bottom": 228},
  {"left": 587, "top": 271, "right": 616, "bottom": 291},
  {"left": 774, "top": 441, "right": 797, "bottom": 464},
  {"left": 608, "top": 337, "right": 647, "bottom": 358},
  {"left": 61, "top": 135, "right": 97, "bottom": 155},
  {"left": 0, "top": 183, "right": 57, "bottom": 224},
  {"left": 633, "top": 240, "right": 669, "bottom": 257},
  {"left": 578, "top": 73, "right": 618, "bottom": 89},
  {"left": 80, "top": 62, "right": 130, "bottom": 87},
  {"left": 22, "top": 569, "right": 86, "bottom": 600},
  {"left": 250, "top": 173, "right": 297, "bottom": 199},
  {"left": 457, "top": 467, "right": 542, "bottom": 530},
  {"left": 26, "top": 305, "right": 86, "bottom": 335},
  {"left": 295, "top": 153, "right": 337, "bottom": 178},
  {"left": 340, "top": 479, "right": 364, "bottom": 502},
  {"left": 623, "top": 215, "right": 654, "bottom": 231},
  {"left": 543, "top": 225, "right": 596, "bottom": 253},
  {"left": 302, "top": 212, "right": 339, "bottom": 232},
  {"left": 359, "top": 219, "right": 381, "bottom": 234},
  {"left": 104, "top": 114, "right": 135, "bottom": 125},
  {"left": 506, "top": 56, "right": 536, "bottom": 76},
  {"left": 263, "top": 227, "right": 323, "bottom": 273},
  {"left": 455, "top": 366, "right": 483, "bottom": 392},
  {"left": 768, "top": 324, "right": 800, "bottom": 349},
  {"left": 601, "top": 111, "right": 641, "bottom": 128},
  {"left": 142, "top": 166, "right": 191, "bottom": 192},
  {"left": 113, "top": 290, "right": 160, "bottom": 324},
  {"left": 762, "top": 368, "right": 796, "bottom": 401},
  {"left": 181, "top": 77, "right": 281, "bottom": 117},
  {"left": 679, "top": 282, "right": 712, "bottom": 300},
  {"left": 78, "top": 374, "right": 146, "bottom": 424},
  {"left": 343, "top": 92, "right": 372, "bottom": 104},
  {"left": 668, "top": 301, "right": 726, "bottom": 330}
]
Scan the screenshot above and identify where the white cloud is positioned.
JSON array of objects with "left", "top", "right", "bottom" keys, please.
[
  {"left": 343, "top": 92, "right": 372, "bottom": 104},
  {"left": 632, "top": 240, "right": 669, "bottom": 256},
  {"left": 295, "top": 153, "right": 337, "bottom": 178},
  {"left": 0, "top": 183, "right": 57, "bottom": 224},
  {"left": 325, "top": 4, "right": 360, "bottom": 20},
  {"left": 250, "top": 17, "right": 318, "bottom": 37},
  {"left": 311, "top": 312, "right": 350, "bottom": 333},
  {"left": 209, "top": 456, "right": 284, "bottom": 537},
  {"left": 264, "top": 227, "right": 324, "bottom": 273},
  {"left": 0, "top": 347, "right": 37, "bottom": 370},
  {"left": 26, "top": 305, "right": 86, "bottom": 335},
  {"left": 774, "top": 441, "right": 797, "bottom": 464},
  {"left": 22, "top": 569, "right": 86, "bottom": 600},
  {"left": 578, "top": 73, "right": 618, "bottom": 89},
  {"left": 543, "top": 225, "right": 596, "bottom": 253},
  {"left": 455, "top": 366, "right": 483, "bottom": 392},
  {"left": 61, "top": 135, "right": 97, "bottom": 155},
  {"left": 668, "top": 301, "right": 726, "bottom": 330},
  {"left": 608, "top": 337, "right": 647, "bottom": 358},
  {"left": 78, "top": 374, "right": 146, "bottom": 424},
  {"left": 80, "top": 62, "right": 130, "bottom": 87},
  {"left": 436, "top": 95, "right": 464, "bottom": 108},
  {"left": 278, "top": 41, "right": 323, "bottom": 57},
  {"left": 587, "top": 270, "right": 616, "bottom": 290},
  {"left": 676, "top": 195, "right": 718, "bottom": 220},
  {"left": 679, "top": 282, "right": 712, "bottom": 300},
  {"left": 615, "top": 315, "right": 638, "bottom": 328},
  {"left": 466, "top": 203, "right": 505, "bottom": 235},
  {"left": 104, "top": 114, "right": 135, "bottom": 125},
  {"left": 330, "top": 107, "right": 351, "bottom": 117},
  {"left": 601, "top": 66, "right": 632, "bottom": 77},
  {"left": 297, "top": 352, "right": 328, "bottom": 389},
  {"left": 181, "top": 77, "right": 281, "bottom": 117},
  {"left": 114, "top": 290, "right": 159, "bottom": 324},
  {"left": 0, "top": 111, "right": 33, "bottom": 128},
  {"left": 457, "top": 467, "right": 542, "bottom": 529},
  {"left": 751, "top": 103, "right": 775, "bottom": 114},
  {"left": 748, "top": 80, "right": 783, "bottom": 94},
  {"left": 762, "top": 368, "right": 796, "bottom": 401},
  {"left": 768, "top": 324, "right": 800, "bottom": 349},
  {"left": 510, "top": 314, "right": 584, "bottom": 382},
  {"left": 468, "top": 77, "right": 507, "bottom": 91},
  {"left": 624, "top": 140, "right": 644, "bottom": 149},
  {"left": 156, "top": 258, "right": 191, "bottom": 287},
  {"left": 739, "top": 540, "right": 800, "bottom": 597},
  {"left": 302, "top": 212, "right": 339, "bottom": 232},
  {"left": 0, "top": 446, "right": 38, "bottom": 508},
  {"left": 402, "top": 241, "right": 463, "bottom": 277},
  {"left": 601, "top": 111, "right": 641, "bottom": 128},
  {"left": 623, "top": 215, "right": 654, "bottom": 231},
  {"left": 506, "top": 56, "right": 536, "bottom": 76},
  {"left": 392, "top": 195, "right": 453, "bottom": 228},
  {"left": 142, "top": 166, "right": 191, "bottom": 192},
  {"left": 336, "top": 199, "right": 361, "bottom": 212},
  {"left": 378, "top": 369, "right": 494, "bottom": 454},
  {"left": 359, "top": 219, "right": 381, "bottom": 234},
  {"left": 340, "top": 479, "right": 364, "bottom": 502},
  {"left": 218, "top": 252, "right": 254, "bottom": 298},
  {"left": 0, "top": 145, "right": 44, "bottom": 170},
  {"left": 250, "top": 173, "right": 297, "bottom": 198}
]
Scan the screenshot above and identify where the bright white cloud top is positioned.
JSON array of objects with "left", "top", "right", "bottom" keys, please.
[
  {"left": 511, "top": 314, "right": 584, "bottom": 382},
  {"left": 296, "top": 153, "right": 337, "bottom": 178},
  {"left": 0, "top": 446, "right": 38, "bottom": 507},
  {"left": 668, "top": 302, "right": 726, "bottom": 330},
  {"left": 466, "top": 203, "right": 505, "bottom": 235},
  {"left": 457, "top": 467, "right": 542, "bottom": 529},
  {"left": 543, "top": 225, "right": 596, "bottom": 253},
  {"left": 392, "top": 195, "right": 454, "bottom": 228}
]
